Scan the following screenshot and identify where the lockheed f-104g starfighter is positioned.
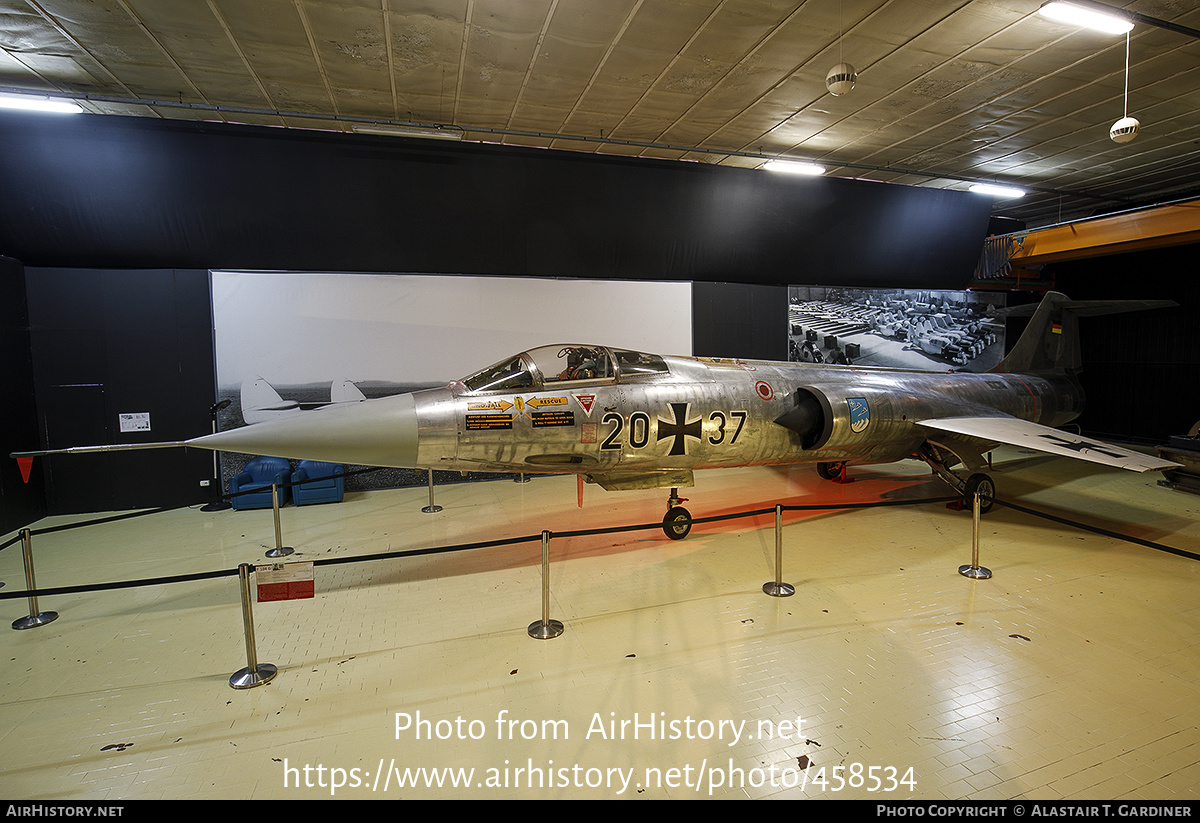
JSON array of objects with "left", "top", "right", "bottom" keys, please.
[{"left": 15, "top": 292, "right": 1180, "bottom": 539}]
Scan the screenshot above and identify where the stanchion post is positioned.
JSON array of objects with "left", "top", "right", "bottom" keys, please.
[
  {"left": 514, "top": 472, "right": 530, "bottom": 483},
  {"left": 266, "top": 483, "right": 293, "bottom": 558},
  {"left": 958, "top": 492, "right": 992, "bottom": 580},
  {"left": 528, "top": 530, "right": 564, "bottom": 639},
  {"left": 422, "top": 469, "right": 443, "bottom": 513},
  {"left": 230, "top": 563, "right": 278, "bottom": 689},
  {"left": 12, "top": 528, "right": 58, "bottom": 630},
  {"left": 762, "top": 504, "right": 795, "bottom": 597}
]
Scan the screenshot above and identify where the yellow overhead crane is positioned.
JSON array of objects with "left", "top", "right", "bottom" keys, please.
[{"left": 1012, "top": 198, "right": 1200, "bottom": 266}]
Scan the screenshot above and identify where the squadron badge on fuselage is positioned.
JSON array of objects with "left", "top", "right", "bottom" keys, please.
[{"left": 848, "top": 398, "right": 870, "bottom": 433}]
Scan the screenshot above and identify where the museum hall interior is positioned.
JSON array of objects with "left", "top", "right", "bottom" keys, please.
[{"left": 1, "top": 0, "right": 1198, "bottom": 802}]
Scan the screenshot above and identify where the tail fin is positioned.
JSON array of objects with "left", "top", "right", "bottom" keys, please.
[
  {"left": 331, "top": 378, "right": 366, "bottom": 403},
  {"left": 241, "top": 376, "right": 299, "bottom": 424},
  {"left": 993, "top": 291, "right": 1176, "bottom": 375}
]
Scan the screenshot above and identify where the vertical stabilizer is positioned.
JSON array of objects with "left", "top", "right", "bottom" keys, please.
[
  {"left": 994, "top": 292, "right": 1076, "bottom": 374},
  {"left": 241, "top": 376, "right": 300, "bottom": 424},
  {"left": 994, "top": 292, "right": 1175, "bottom": 375}
]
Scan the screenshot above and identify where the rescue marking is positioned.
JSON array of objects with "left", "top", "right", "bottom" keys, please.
[
  {"left": 531, "top": 410, "right": 575, "bottom": 428},
  {"left": 467, "top": 400, "right": 513, "bottom": 412},
  {"left": 466, "top": 414, "right": 513, "bottom": 431}
]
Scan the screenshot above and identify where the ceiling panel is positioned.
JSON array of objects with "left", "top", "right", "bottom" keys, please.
[{"left": 0, "top": 0, "right": 1197, "bottom": 229}]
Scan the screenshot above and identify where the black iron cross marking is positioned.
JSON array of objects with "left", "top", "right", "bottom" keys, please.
[
  {"left": 1037, "top": 433, "right": 1126, "bottom": 460},
  {"left": 657, "top": 402, "right": 703, "bottom": 456}
]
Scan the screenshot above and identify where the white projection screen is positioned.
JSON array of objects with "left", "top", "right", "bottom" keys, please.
[{"left": 211, "top": 270, "right": 692, "bottom": 424}]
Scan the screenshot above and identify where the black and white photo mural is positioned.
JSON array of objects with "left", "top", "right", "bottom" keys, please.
[{"left": 787, "top": 286, "right": 1007, "bottom": 373}]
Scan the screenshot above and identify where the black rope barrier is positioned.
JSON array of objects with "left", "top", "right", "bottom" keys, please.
[
  {"left": 0, "top": 567, "right": 239, "bottom": 600},
  {"left": 992, "top": 498, "right": 1200, "bottom": 562},
  {"left": 2, "top": 490, "right": 1195, "bottom": 604},
  {"left": 0, "top": 495, "right": 959, "bottom": 601},
  {"left": 0, "top": 465, "right": 385, "bottom": 554}
]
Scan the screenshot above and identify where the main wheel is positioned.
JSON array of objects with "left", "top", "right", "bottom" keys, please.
[
  {"left": 962, "top": 473, "right": 996, "bottom": 514},
  {"left": 816, "top": 461, "right": 844, "bottom": 481},
  {"left": 663, "top": 506, "right": 692, "bottom": 540}
]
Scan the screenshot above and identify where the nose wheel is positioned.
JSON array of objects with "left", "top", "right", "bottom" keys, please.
[{"left": 662, "top": 488, "right": 692, "bottom": 540}]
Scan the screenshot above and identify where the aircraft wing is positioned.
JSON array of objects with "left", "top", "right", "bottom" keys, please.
[{"left": 916, "top": 416, "right": 1182, "bottom": 473}]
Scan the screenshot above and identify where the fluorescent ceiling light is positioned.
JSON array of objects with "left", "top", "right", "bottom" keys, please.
[
  {"left": 351, "top": 124, "right": 463, "bottom": 141},
  {"left": 0, "top": 94, "right": 83, "bottom": 114},
  {"left": 969, "top": 183, "right": 1026, "bottom": 198},
  {"left": 1039, "top": 1, "right": 1133, "bottom": 34},
  {"left": 763, "top": 160, "right": 826, "bottom": 175}
]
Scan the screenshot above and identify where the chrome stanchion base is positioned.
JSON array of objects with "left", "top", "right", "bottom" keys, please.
[
  {"left": 527, "top": 619, "right": 564, "bottom": 640},
  {"left": 266, "top": 546, "right": 294, "bottom": 558},
  {"left": 958, "top": 564, "right": 992, "bottom": 580},
  {"left": 13, "top": 611, "right": 58, "bottom": 630},
  {"left": 229, "top": 662, "right": 278, "bottom": 689},
  {"left": 762, "top": 582, "right": 795, "bottom": 597},
  {"left": 421, "top": 504, "right": 443, "bottom": 513}
]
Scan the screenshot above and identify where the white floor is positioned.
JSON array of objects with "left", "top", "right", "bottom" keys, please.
[{"left": 2, "top": 450, "right": 1198, "bottom": 800}]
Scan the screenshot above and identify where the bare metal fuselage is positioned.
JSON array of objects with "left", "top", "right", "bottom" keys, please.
[{"left": 407, "top": 354, "right": 1082, "bottom": 487}]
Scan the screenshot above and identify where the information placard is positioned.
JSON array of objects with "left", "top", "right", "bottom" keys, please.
[{"left": 256, "top": 562, "right": 315, "bottom": 602}]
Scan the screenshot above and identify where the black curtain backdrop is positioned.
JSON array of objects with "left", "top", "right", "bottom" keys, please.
[
  {"left": 24, "top": 269, "right": 216, "bottom": 514},
  {"left": 0, "top": 256, "right": 45, "bottom": 533},
  {"left": 693, "top": 282, "right": 787, "bottom": 360},
  {"left": 0, "top": 111, "right": 991, "bottom": 289},
  {"left": 1046, "top": 246, "right": 1198, "bottom": 443}
]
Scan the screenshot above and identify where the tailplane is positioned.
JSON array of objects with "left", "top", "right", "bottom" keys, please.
[{"left": 993, "top": 291, "right": 1175, "bottom": 375}]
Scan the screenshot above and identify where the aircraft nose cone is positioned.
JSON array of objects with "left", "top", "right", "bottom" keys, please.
[{"left": 189, "top": 392, "right": 420, "bottom": 468}]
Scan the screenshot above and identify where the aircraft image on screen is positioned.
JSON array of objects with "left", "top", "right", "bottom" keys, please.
[
  {"left": 14, "top": 292, "right": 1180, "bottom": 540},
  {"left": 240, "top": 376, "right": 366, "bottom": 424}
]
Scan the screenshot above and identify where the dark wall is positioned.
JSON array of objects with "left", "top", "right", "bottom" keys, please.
[
  {"left": 1047, "top": 244, "right": 1198, "bottom": 442},
  {"left": 25, "top": 269, "right": 216, "bottom": 514},
  {"left": 693, "top": 282, "right": 787, "bottom": 360},
  {"left": 0, "top": 111, "right": 992, "bottom": 290},
  {"left": 0, "top": 256, "right": 46, "bottom": 534}
]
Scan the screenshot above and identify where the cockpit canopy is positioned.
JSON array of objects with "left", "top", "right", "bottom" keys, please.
[{"left": 460, "top": 345, "right": 669, "bottom": 394}]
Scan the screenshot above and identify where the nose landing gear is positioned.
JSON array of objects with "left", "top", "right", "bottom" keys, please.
[{"left": 662, "top": 488, "right": 692, "bottom": 540}]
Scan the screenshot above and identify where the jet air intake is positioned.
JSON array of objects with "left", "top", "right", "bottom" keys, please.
[
  {"left": 773, "top": 391, "right": 826, "bottom": 449},
  {"left": 774, "top": 385, "right": 914, "bottom": 458}
]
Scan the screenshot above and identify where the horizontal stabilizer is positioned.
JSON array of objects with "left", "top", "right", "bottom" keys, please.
[
  {"left": 993, "top": 292, "right": 1176, "bottom": 375},
  {"left": 917, "top": 416, "right": 1181, "bottom": 473},
  {"left": 992, "top": 298, "right": 1176, "bottom": 319}
]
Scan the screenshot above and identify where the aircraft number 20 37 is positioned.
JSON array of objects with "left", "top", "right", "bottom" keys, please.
[{"left": 600, "top": 408, "right": 748, "bottom": 452}]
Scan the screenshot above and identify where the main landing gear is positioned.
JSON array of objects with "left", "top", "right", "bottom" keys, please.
[
  {"left": 960, "top": 472, "right": 996, "bottom": 514},
  {"left": 917, "top": 444, "right": 996, "bottom": 513},
  {"left": 815, "top": 461, "right": 854, "bottom": 483},
  {"left": 662, "top": 488, "right": 692, "bottom": 540}
]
